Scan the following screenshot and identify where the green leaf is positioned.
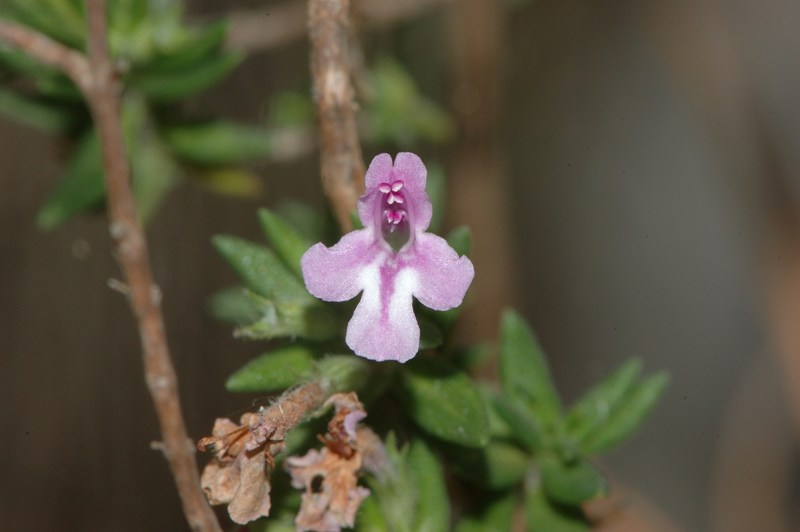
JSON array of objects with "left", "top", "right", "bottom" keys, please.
[
  {"left": 258, "top": 208, "right": 311, "bottom": 278},
  {"left": 135, "top": 50, "right": 243, "bottom": 101},
  {"left": 164, "top": 121, "right": 272, "bottom": 165},
  {"left": 449, "top": 440, "right": 530, "bottom": 490},
  {"left": 360, "top": 435, "right": 415, "bottom": 532},
  {"left": 7, "top": 0, "right": 85, "bottom": 48},
  {"left": 363, "top": 58, "right": 454, "bottom": 146},
  {"left": 498, "top": 310, "right": 562, "bottom": 425},
  {"left": 581, "top": 372, "right": 669, "bottom": 454},
  {"left": 355, "top": 495, "right": 389, "bottom": 532},
  {"left": 0, "top": 88, "right": 76, "bottom": 132},
  {"left": 455, "top": 492, "right": 517, "bottom": 532},
  {"left": 145, "top": 20, "right": 228, "bottom": 71},
  {"left": 525, "top": 488, "right": 590, "bottom": 532},
  {"left": 564, "top": 358, "right": 642, "bottom": 442},
  {"left": 226, "top": 345, "right": 317, "bottom": 392},
  {"left": 446, "top": 226, "right": 472, "bottom": 257},
  {"left": 212, "top": 236, "right": 311, "bottom": 303},
  {"left": 207, "top": 286, "right": 263, "bottom": 324},
  {"left": 492, "top": 392, "right": 543, "bottom": 452},
  {"left": 540, "top": 455, "right": 608, "bottom": 505},
  {"left": 408, "top": 439, "right": 449, "bottom": 532},
  {"left": 234, "top": 299, "right": 340, "bottom": 341},
  {"left": 399, "top": 357, "right": 490, "bottom": 447},
  {"left": 37, "top": 129, "right": 104, "bottom": 229},
  {"left": 123, "top": 97, "right": 180, "bottom": 223},
  {"left": 314, "top": 355, "right": 371, "bottom": 394}
]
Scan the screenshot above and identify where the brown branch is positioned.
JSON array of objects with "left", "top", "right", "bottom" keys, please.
[
  {"left": 0, "top": 19, "right": 91, "bottom": 91},
  {"left": 308, "top": 0, "right": 365, "bottom": 232},
  {"left": 0, "top": 6, "right": 220, "bottom": 531},
  {"left": 227, "top": 0, "right": 451, "bottom": 53}
]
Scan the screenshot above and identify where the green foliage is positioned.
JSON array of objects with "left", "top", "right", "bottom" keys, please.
[
  {"left": 226, "top": 345, "right": 317, "bottom": 393},
  {"left": 36, "top": 128, "right": 104, "bottom": 229},
  {"left": 398, "top": 357, "right": 490, "bottom": 447},
  {"left": 163, "top": 121, "right": 272, "bottom": 166},
  {"left": 499, "top": 310, "right": 563, "bottom": 426},
  {"left": 258, "top": 208, "right": 312, "bottom": 279},
  {"left": 362, "top": 57, "right": 454, "bottom": 146},
  {"left": 358, "top": 436, "right": 449, "bottom": 532},
  {"left": 448, "top": 440, "right": 530, "bottom": 490},
  {"left": 0, "top": 0, "right": 269, "bottom": 229},
  {"left": 579, "top": 372, "right": 669, "bottom": 454},
  {"left": 539, "top": 454, "right": 608, "bottom": 505},
  {"left": 455, "top": 492, "right": 517, "bottom": 532},
  {"left": 525, "top": 487, "right": 590, "bottom": 532}
]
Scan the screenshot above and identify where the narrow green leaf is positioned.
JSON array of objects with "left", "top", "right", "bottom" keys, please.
[
  {"left": 206, "top": 286, "right": 263, "bottom": 324},
  {"left": 360, "top": 435, "right": 415, "bottom": 532},
  {"left": 212, "top": 236, "right": 311, "bottom": 303},
  {"left": 123, "top": 97, "right": 180, "bottom": 223},
  {"left": 455, "top": 492, "right": 517, "bottom": 532},
  {"left": 492, "top": 392, "right": 543, "bottom": 452},
  {"left": 37, "top": 129, "right": 104, "bottom": 229},
  {"left": 399, "top": 357, "right": 490, "bottom": 447},
  {"left": 145, "top": 20, "right": 228, "bottom": 71},
  {"left": 581, "top": 372, "right": 669, "bottom": 454},
  {"left": 449, "top": 440, "right": 529, "bottom": 490},
  {"left": 408, "top": 439, "right": 449, "bottom": 532},
  {"left": 355, "top": 495, "right": 390, "bottom": 532},
  {"left": 540, "top": 455, "right": 608, "bottom": 505},
  {"left": 226, "top": 345, "right": 316, "bottom": 392},
  {"left": 525, "top": 488, "right": 590, "bottom": 532},
  {"left": 164, "top": 121, "right": 271, "bottom": 165},
  {"left": 499, "top": 310, "right": 562, "bottom": 425},
  {"left": 258, "top": 208, "right": 311, "bottom": 278},
  {"left": 135, "top": 50, "right": 243, "bottom": 101},
  {"left": 0, "top": 88, "right": 76, "bottom": 132},
  {"left": 234, "top": 299, "right": 340, "bottom": 341},
  {"left": 446, "top": 226, "right": 472, "bottom": 257},
  {"left": 564, "top": 358, "right": 642, "bottom": 442}
]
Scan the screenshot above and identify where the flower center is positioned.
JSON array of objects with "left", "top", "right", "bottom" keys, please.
[{"left": 378, "top": 179, "right": 410, "bottom": 251}]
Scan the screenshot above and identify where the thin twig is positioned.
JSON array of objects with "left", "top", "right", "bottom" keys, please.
[
  {"left": 227, "top": 0, "right": 451, "bottom": 53},
  {"left": 0, "top": 6, "right": 220, "bottom": 531},
  {"left": 308, "top": 0, "right": 365, "bottom": 232},
  {"left": 0, "top": 20, "right": 92, "bottom": 90}
]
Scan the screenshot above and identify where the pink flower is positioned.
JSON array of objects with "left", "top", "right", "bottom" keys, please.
[{"left": 301, "top": 153, "right": 475, "bottom": 363}]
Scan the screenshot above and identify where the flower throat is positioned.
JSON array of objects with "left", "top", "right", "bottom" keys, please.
[{"left": 378, "top": 179, "right": 410, "bottom": 252}]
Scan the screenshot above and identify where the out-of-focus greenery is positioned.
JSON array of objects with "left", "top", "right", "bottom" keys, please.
[
  {"left": 0, "top": 0, "right": 272, "bottom": 228},
  {"left": 0, "top": 0, "right": 455, "bottom": 230}
]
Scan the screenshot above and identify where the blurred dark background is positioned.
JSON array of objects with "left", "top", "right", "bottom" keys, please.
[{"left": 3, "top": 0, "right": 800, "bottom": 530}]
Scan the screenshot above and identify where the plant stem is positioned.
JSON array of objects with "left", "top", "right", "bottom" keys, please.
[
  {"left": 0, "top": 6, "right": 221, "bottom": 531},
  {"left": 308, "top": 0, "right": 365, "bottom": 232}
]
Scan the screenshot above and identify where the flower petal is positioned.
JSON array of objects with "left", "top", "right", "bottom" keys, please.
[
  {"left": 346, "top": 263, "right": 420, "bottom": 362},
  {"left": 364, "top": 152, "right": 394, "bottom": 190},
  {"left": 301, "top": 229, "right": 379, "bottom": 302},
  {"left": 358, "top": 154, "right": 393, "bottom": 228},
  {"left": 393, "top": 152, "right": 432, "bottom": 231},
  {"left": 410, "top": 233, "right": 475, "bottom": 310}
]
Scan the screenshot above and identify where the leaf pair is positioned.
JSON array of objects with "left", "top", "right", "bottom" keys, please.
[{"left": 495, "top": 310, "right": 668, "bottom": 529}]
